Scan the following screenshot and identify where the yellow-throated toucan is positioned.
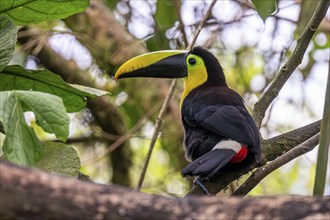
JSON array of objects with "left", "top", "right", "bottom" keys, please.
[{"left": 115, "top": 47, "right": 261, "bottom": 194}]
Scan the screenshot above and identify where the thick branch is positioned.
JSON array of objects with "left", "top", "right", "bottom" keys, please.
[
  {"left": 253, "top": 0, "right": 330, "bottom": 127},
  {"left": 1, "top": 161, "right": 329, "bottom": 220},
  {"left": 261, "top": 120, "right": 321, "bottom": 164},
  {"left": 233, "top": 133, "right": 320, "bottom": 195},
  {"left": 187, "top": 120, "right": 321, "bottom": 195}
]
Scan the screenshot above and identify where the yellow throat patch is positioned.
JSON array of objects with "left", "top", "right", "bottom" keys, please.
[{"left": 180, "top": 54, "right": 208, "bottom": 107}]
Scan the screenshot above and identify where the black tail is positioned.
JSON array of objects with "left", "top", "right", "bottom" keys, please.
[{"left": 181, "top": 149, "right": 236, "bottom": 179}]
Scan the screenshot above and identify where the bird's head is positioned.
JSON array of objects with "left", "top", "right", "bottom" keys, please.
[{"left": 115, "top": 47, "right": 227, "bottom": 101}]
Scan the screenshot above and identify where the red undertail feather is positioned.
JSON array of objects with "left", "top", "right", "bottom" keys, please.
[{"left": 230, "top": 146, "right": 248, "bottom": 163}]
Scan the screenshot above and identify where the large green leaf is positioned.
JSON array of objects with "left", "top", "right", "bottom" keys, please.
[
  {"left": 252, "top": 0, "right": 277, "bottom": 21},
  {"left": 0, "top": 65, "right": 108, "bottom": 112},
  {"left": 0, "top": 90, "right": 70, "bottom": 165},
  {"left": 0, "top": 91, "right": 42, "bottom": 165},
  {"left": 0, "top": 16, "right": 17, "bottom": 71},
  {"left": 36, "top": 142, "right": 81, "bottom": 177},
  {"left": 0, "top": 0, "right": 89, "bottom": 25}
]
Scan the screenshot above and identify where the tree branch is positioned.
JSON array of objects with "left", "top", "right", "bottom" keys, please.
[
  {"left": 186, "top": 120, "right": 321, "bottom": 196},
  {"left": 253, "top": 0, "right": 330, "bottom": 127},
  {"left": 233, "top": 133, "right": 320, "bottom": 195},
  {"left": 1, "top": 161, "right": 329, "bottom": 220},
  {"left": 187, "top": 0, "right": 217, "bottom": 49},
  {"left": 174, "top": 0, "right": 188, "bottom": 47},
  {"left": 261, "top": 120, "right": 321, "bottom": 164}
]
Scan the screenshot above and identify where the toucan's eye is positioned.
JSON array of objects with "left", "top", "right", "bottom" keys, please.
[{"left": 188, "top": 57, "right": 197, "bottom": 65}]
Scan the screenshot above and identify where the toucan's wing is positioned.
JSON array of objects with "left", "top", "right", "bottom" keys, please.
[{"left": 193, "top": 105, "right": 258, "bottom": 147}]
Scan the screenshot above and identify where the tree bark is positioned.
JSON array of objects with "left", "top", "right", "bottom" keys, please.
[{"left": 1, "top": 161, "right": 329, "bottom": 220}]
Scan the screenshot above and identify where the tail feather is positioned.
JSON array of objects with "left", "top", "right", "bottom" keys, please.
[{"left": 181, "top": 149, "right": 236, "bottom": 178}]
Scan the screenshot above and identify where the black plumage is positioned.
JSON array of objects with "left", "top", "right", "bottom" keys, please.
[
  {"left": 115, "top": 46, "right": 261, "bottom": 193},
  {"left": 180, "top": 47, "right": 261, "bottom": 180}
]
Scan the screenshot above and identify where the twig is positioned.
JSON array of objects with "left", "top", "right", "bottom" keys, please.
[
  {"left": 174, "top": 0, "right": 188, "bottom": 47},
  {"left": 135, "top": 0, "right": 218, "bottom": 191},
  {"left": 135, "top": 80, "right": 178, "bottom": 191},
  {"left": 253, "top": 0, "right": 330, "bottom": 127},
  {"left": 107, "top": 106, "right": 160, "bottom": 152},
  {"left": 188, "top": 0, "right": 217, "bottom": 50},
  {"left": 233, "top": 133, "right": 320, "bottom": 196},
  {"left": 83, "top": 105, "right": 159, "bottom": 166}
]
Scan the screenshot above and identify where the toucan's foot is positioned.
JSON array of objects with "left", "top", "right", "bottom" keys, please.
[{"left": 193, "top": 177, "right": 211, "bottom": 195}]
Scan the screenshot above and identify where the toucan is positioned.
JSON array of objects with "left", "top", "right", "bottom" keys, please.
[{"left": 114, "top": 47, "right": 261, "bottom": 195}]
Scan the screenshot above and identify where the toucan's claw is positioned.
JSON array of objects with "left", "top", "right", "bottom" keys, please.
[{"left": 193, "top": 177, "right": 211, "bottom": 195}]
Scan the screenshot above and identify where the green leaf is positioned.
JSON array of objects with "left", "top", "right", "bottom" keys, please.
[
  {"left": 0, "top": 0, "right": 90, "bottom": 25},
  {"left": 146, "top": 33, "right": 169, "bottom": 51},
  {"left": 0, "top": 16, "right": 17, "bottom": 71},
  {"left": 0, "top": 91, "right": 43, "bottom": 165},
  {"left": 155, "top": 0, "right": 177, "bottom": 29},
  {"left": 0, "top": 90, "right": 70, "bottom": 165},
  {"left": 0, "top": 65, "right": 108, "bottom": 112},
  {"left": 252, "top": 0, "right": 277, "bottom": 21},
  {"left": 18, "top": 91, "right": 70, "bottom": 142},
  {"left": 146, "top": 0, "right": 178, "bottom": 50},
  {"left": 36, "top": 142, "right": 80, "bottom": 177}
]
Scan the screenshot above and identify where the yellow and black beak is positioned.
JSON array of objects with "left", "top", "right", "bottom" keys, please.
[{"left": 114, "top": 50, "right": 189, "bottom": 80}]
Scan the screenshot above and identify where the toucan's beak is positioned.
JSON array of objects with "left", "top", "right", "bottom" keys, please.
[{"left": 114, "top": 50, "right": 189, "bottom": 80}]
